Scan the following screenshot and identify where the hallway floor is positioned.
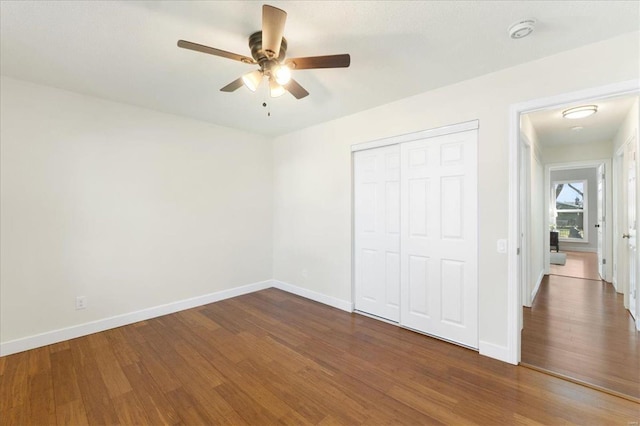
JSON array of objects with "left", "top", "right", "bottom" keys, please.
[
  {"left": 549, "top": 250, "right": 601, "bottom": 281},
  {"left": 521, "top": 271, "right": 640, "bottom": 401}
]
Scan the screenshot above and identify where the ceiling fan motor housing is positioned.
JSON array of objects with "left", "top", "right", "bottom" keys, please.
[{"left": 249, "top": 31, "right": 287, "bottom": 65}]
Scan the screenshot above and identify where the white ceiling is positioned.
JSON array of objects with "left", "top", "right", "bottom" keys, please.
[
  {"left": 1, "top": 1, "right": 639, "bottom": 137},
  {"left": 527, "top": 95, "right": 639, "bottom": 147}
]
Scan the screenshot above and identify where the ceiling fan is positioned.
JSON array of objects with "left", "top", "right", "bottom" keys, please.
[{"left": 177, "top": 4, "right": 350, "bottom": 100}]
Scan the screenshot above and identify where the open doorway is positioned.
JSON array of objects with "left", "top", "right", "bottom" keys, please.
[
  {"left": 515, "top": 90, "right": 640, "bottom": 401},
  {"left": 547, "top": 162, "right": 604, "bottom": 281}
]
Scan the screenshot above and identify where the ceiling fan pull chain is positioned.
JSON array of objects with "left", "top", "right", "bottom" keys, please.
[{"left": 262, "top": 80, "right": 271, "bottom": 117}]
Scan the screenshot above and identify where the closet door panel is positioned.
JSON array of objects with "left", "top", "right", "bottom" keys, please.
[
  {"left": 354, "top": 145, "right": 401, "bottom": 322},
  {"left": 400, "top": 130, "right": 478, "bottom": 348}
]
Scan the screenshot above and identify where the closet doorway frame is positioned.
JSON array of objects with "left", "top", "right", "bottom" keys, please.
[{"left": 350, "top": 119, "right": 479, "bottom": 343}]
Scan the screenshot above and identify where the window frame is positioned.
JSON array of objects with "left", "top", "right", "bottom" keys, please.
[{"left": 551, "top": 179, "right": 588, "bottom": 243}]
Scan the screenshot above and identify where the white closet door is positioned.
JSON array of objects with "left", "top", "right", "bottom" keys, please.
[
  {"left": 400, "top": 129, "right": 478, "bottom": 348},
  {"left": 354, "top": 145, "right": 401, "bottom": 322}
]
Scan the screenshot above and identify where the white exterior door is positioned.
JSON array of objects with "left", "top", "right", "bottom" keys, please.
[
  {"left": 626, "top": 141, "right": 637, "bottom": 323},
  {"left": 399, "top": 130, "right": 478, "bottom": 348},
  {"left": 354, "top": 145, "right": 401, "bottom": 322},
  {"left": 597, "top": 163, "right": 605, "bottom": 279}
]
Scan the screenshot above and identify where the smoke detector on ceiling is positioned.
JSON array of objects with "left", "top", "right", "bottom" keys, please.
[{"left": 508, "top": 19, "right": 536, "bottom": 39}]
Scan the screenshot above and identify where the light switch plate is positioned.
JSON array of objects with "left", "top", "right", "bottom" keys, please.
[{"left": 497, "top": 239, "right": 507, "bottom": 254}]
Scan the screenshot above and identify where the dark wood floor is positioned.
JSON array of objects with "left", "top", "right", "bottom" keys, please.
[
  {"left": 522, "top": 274, "right": 640, "bottom": 401},
  {"left": 2, "top": 289, "right": 639, "bottom": 425}
]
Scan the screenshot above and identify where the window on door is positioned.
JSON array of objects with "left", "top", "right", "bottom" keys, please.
[{"left": 551, "top": 180, "right": 588, "bottom": 242}]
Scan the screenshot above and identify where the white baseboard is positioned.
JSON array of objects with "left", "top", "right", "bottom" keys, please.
[
  {"left": 557, "top": 246, "right": 596, "bottom": 253},
  {"left": 2, "top": 279, "right": 510, "bottom": 365},
  {"left": 272, "top": 280, "right": 353, "bottom": 312},
  {"left": 530, "top": 270, "right": 545, "bottom": 304},
  {"left": 0, "top": 280, "right": 273, "bottom": 357},
  {"left": 479, "top": 340, "right": 514, "bottom": 364}
]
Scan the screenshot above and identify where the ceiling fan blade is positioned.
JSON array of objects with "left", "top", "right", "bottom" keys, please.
[
  {"left": 262, "top": 5, "right": 287, "bottom": 59},
  {"left": 220, "top": 77, "right": 245, "bottom": 92},
  {"left": 284, "top": 78, "right": 309, "bottom": 99},
  {"left": 177, "top": 40, "right": 256, "bottom": 64},
  {"left": 286, "top": 54, "right": 350, "bottom": 70}
]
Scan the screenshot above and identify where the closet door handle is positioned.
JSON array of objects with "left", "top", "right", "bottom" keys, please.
[{"left": 622, "top": 234, "right": 631, "bottom": 239}]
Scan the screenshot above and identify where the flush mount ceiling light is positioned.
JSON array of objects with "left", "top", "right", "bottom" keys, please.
[
  {"left": 562, "top": 105, "right": 598, "bottom": 119},
  {"left": 508, "top": 19, "right": 536, "bottom": 39}
]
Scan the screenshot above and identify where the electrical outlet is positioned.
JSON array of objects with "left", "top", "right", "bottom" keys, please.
[
  {"left": 75, "top": 296, "right": 87, "bottom": 310},
  {"left": 301, "top": 268, "right": 308, "bottom": 278}
]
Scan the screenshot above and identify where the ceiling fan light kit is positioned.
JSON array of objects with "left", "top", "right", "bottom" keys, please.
[
  {"left": 242, "top": 70, "right": 263, "bottom": 92},
  {"left": 177, "top": 4, "right": 351, "bottom": 100},
  {"left": 273, "top": 65, "right": 292, "bottom": 85},
  {"left": 269, "top": 79, "right": 286, "bottom": 97}
]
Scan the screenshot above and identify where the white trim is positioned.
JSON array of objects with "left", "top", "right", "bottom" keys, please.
[
  {"left": 530, "top": 270, "right": 545, "bottom": 305},
  {"left": 508, "top": 104, "right": 521, "bottom": 365},
  {"left": 508, "top": 79, "right": 640, "bottom": 366},
  {"left": 558, "top": 238, "right": 590, "bottom": 243},
  {"left": 545, "top": 160, "right": 610, "bottom": 275},
  {"left": 351, "top": 120, "right": 479, "bottom": 152},
  {"left": 612, "top": 144, "right": 627, "bottom": 292},
  {"left": 552, "top": 177, "right": 589, "bottom": 243},
  {"left": 556, "top": 246, "right": 597, "bottom": 253},
  {"left": 0, "top": 280, "right": 273, "bottom": 356},
  {"left": 273, "top": 280, "right": 353, "bottom": 312},
  {"left": 354, "top": 310, "right": 400, "bottom": 325},
  {"left": 479, "top": 341, "right": 511, "bottom": 364}
]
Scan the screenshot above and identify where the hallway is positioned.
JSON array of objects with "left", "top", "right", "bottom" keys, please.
[{"left": 521, "top": 264, "right": 640, "bottom": 400}]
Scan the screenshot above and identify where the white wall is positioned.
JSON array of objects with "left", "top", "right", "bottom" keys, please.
[
  {"left": 272, "top": 31, "right": 640, "bottom": 355},
  {"left": 542, "top": 140, "right": 613, "bottom": 164},
  {"left": 0, "top": 77, "right": 273, "bottom": 346},
  {"left": 613, "top": 97, "right": 639, "bottom": 154}
]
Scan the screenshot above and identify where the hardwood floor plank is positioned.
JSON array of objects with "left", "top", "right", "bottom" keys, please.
[
  {"left": 91, "top": 341, "right": 133, "bottom": 398},
  {"left": 2, "top": 287, "right": 639, "bottom": 425},
  {"left": 119, "top": 325, "right": 182, "bottom": 393},
  {"left": 164, "top": 387, "right": 218, "bottom": 425},
  {"left": 214, "top": 382, "right": 283, "bottom": 425},
  {"left": 121, "top": 362, "right": 182, "bottom": 425},
  {"left": 522, "top": 273, "right": 640, "bottom": 400},
  {"left": 549, "top": 250, "right": 601, "bottom": 280},
  {"left": 0, "top": 353, "right": 6, "bottom": 377},
  {"left": 48, "top": 341, "right": 70, "bottom": 353},
  {"left": 175, "top": 307, "right": 221, "bottom": 331},
  {"left": 68, "top": 339, "right": 121, "bottom": 424},
  {"left": 54, "top": 399, "right": 88, "bottom": 426},
  {"left": 27, "top": 347, "right": 51, "bottom": 375},
  {"left": 104, "top": 327, "right": 140, "bottom": 367},
  {"left": 27, "top": 371, "right": 56, "bottom": 425},
  {"left": 0, "top": 351, "right": 29, "bottom": 411},
  {"left": 49, "top": 350, "right": 82, "bottom": 406},
  {"left": 112, "top": 390, "right": 154, "bottom": 425}
]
